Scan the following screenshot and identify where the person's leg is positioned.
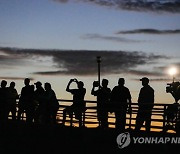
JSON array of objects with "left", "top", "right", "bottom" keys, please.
[
  {"left": 120, "top": 107, "right": 127, "bottom": 132},
  {"left": 17, "top": 104, "right": 24, "bottom": 121},
  {"left": 52, "top": 109, "right": 58, "bottom": 124},
  {"left": 97, "top": 108, "right": 102, "bottom": 127},
  {"left": 115, "top": 111, "right": 121, "bottom": 129},
  {"left": 78, "top": 112, "right": 82, "bottom": 127},
  {"left": 135, "top": 110, "right": 144, "bottom": 131},
  {"left": 62, "top": 108, "right": 67, "bottom": 125},
  {"left": 9, "top": 103, "right": 17, "bottom": 121},
  {"left": 145, "top": 110, "right": 152, "bottom": 132}
]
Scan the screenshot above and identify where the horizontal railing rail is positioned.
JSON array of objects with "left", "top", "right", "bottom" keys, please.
[
  {"left": 57, "top": 99, "right": 180, "bottom": 132},
  {"left": 10, "top": 99, "right": 180, "bottom": 133}
]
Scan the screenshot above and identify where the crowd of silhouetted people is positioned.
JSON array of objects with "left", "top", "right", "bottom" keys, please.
[
  {"left": 0, "top": 76, "right": 160, "bottom": 132},
  {"left": 0, "top": 78, "right": 59, "bottom": 126}
]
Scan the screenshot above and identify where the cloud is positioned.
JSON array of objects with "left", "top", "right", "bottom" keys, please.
[
  {"left": 52, "top": 0, "right": 68, "bottom": 3},
  {"left": 0, "top": 47, "right": 168, "bottom": 76},
  {"left": 127, "top": 70, "right": 163, "bottom": 76},
  {"left": 116, "top": 29, "right": 180, "bottom": 35},
  {"left": 82, "top": 34, "right": 143, "bottom": 43},
  {"left": 133, "top": 78, "right": 175, "bottom": 82},
  {"left": 52, "top": 0, "right": 180, "bottom": 13},
  {"left": 0, "top": 76, "right": 34, "bottom": 81}
]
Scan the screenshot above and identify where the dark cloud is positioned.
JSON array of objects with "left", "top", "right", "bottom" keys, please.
[
  {"left": 127, "top": 70, "right": 163, "bottom": 76},
  {"left": 52, "top": 0, "right": 180, "bottom": 13},
  {"left": 82, "top": 34, "right": 143, "bottom": 43},
  {"left": 0, "top": 47, "right": 168, "bottom": 76},
  {"left": 52, "top": 0, "right": 68, "bottom": 3},
  {"left": 133, "top": 78, "right": 175, "bottom": 82},
  {"left": 116, "top": 29, "right": 180, "bottom": 35},
  {"left": 0, "top": 77, "right": 34, "bottom": 81}
]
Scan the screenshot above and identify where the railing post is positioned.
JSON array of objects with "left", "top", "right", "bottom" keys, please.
[{"left": 162, "top": 105, "right": 167, "bottom": 131}]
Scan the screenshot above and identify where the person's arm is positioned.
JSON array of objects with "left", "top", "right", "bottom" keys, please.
[
  {"left": 91, "top": 86, "right": 98, "bottom": 96},
  {"left": 66, "top": 79, "right": 74, "bottom": 92},
  {"left": 15, "top": 89, "right": 19, "bottom": 99}
]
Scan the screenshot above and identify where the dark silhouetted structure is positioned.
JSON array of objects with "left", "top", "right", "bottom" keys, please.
[
  {"left": 17, "top": 78, "right": 35, "bottom": 123},
  {"left": 63, "top": 79, "right": 86, "bottom": 127},
  {"left": 0, "top": 80, "right": 8, "bottom": 124},
  {"left": 135, "top": 77, "right": 154, "bottom": 132},
  {"left": 34, "top": 81, "right": 45, "bottom": 124},
  {"left": 110, "top": 78, "right": 132, "bottom": 131},
  {"left": 7, "top": 81, "right": 19, "bottom": 121},
  {"left": 91, "top": 79, "right": 111, "bottom": 128},
  {"left": 44, "top": 82, "right": 59, "bottom": 124}
]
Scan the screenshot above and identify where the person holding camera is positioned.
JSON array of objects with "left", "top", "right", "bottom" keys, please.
[
  {"left": 91, "top": 79, "right": 111, "bottom": 129},
  {"left": 62, "top": 79, "right": 86, "bottom": 127}
]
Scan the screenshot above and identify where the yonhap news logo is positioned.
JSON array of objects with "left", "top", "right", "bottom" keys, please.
[
  {"left": 116, "top": 132, "right": 131, "bottom": 149},
  {"left": 116, "top": 132, "right": 180, "bottom": 149}
]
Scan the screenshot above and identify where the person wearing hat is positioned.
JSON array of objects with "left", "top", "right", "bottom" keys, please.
[
  {"left": 34, "top": 81, "right": 45, "bottom": 123},
  {"left": 135, "top": 77, "right": 154, "bottom": 132}
]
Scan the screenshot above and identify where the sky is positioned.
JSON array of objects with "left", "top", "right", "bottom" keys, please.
[{"left": 0, "top": 0, "right": 180, "bottom": 103}]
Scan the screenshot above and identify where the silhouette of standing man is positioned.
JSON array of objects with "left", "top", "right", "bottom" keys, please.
[
  {"left": 0, "top": 80, "right": 8, "bottom": 124},
  {"left": 44, "top": 82, "right": 59, "bottom": 124},
  {"left": 34, "top": 81, "right": 45, "bottom": 124},
  {"left": 91, "top": 79, "right": 111, "bottom": 129},
  {"left": 135, "top": 77, "right": 154, "bottom": 132},
  {"left": 63, "top": 79, "right": 86, "bottom": 127},
  {"left": 7, "top": 81, "right": 19, "bottom": 121},
  {"left": 17, "top": 78, "right": 35, "bottom": 123},
  {"left": 110, "top": 78, "right": 132, "bottom": 131}
]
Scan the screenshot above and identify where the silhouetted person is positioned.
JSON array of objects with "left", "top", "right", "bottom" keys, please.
[
  {"left": 0, "top": 80, "right": 8, "bottom": 124},
  {"left": 17, "top": 78, "right": 35, "bottom": 123},
  {"left": 91, "top": 79, "right": 111, "bottom": 129},
  {"left": 7, "top": 82, "right": 19, "bottom": 121},
  {"left": 63, "top": 79, "right": 86, "bottom": 127},
  {"left": 110, "top": 78, "right": 132, "bottom": 131},
  {"left": 135, "top": 77, "right": 154, "bottom": 132},
  {"left": 44, "top": 82, "right": 59, "bottom": 124},
  {"left": 34, "top": 81, "right": 45, "bottom": 124}
]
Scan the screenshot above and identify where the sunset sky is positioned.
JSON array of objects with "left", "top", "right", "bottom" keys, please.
[{"left": 0, "top": 0, "right": 180, "bottom": 103}]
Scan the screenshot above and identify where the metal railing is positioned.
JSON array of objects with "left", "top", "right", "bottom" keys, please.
[
  {"left": 12, "top": 99, "right": 180, "bottom": 133},
  {"left": 56, "top": 99, "right": 179, "bottom": 132}
]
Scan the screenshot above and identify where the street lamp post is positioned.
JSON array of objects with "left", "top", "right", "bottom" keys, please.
[{"left": 96, "top": 56, "right": 101, "bottom": 89}]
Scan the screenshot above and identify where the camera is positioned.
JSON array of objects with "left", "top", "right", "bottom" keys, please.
[
  {"left": 166, "top": 83, "right": 172, "bottom": 93},
  {"left": 93, "top": 81, "right": 99, "bottom": 87},
  {"left": 166, "top": 82, "right": 180, "bottom": 93},
  {"left": 70, "top": 78, "right": 78, "bottom": 82},
  {"left": 166, "top": 81, "right": 180, "bottom": 103}
]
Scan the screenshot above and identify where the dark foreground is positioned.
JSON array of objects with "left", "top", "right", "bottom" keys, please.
[{"left": 0, "top": 121, "right": 180, "bottom": 154}]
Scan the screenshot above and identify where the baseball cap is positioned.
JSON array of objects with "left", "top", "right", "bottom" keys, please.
[{"left": 34, "top": 81, "right": 42, "bottom": 86}]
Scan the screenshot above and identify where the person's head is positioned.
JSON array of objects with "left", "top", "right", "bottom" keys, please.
[
  {"left": 44, "top": 82, "right": 51, "bottom": 91},
  {"left": 10, "top": 81, "right": 15, "bottom": 88},
  {"left": 34, "top": 81, "right": 42, "bottom": 88},
  {"left": 102, "top": 79, "right": 109, "bottom": 87},
  {"left": 1, "top": 80, "right": 7, "bottom": 88},
  {"left": 77, "top": 81, "right": 84, "bottom": 89},
  {"left": 24, "top": 78, "right": 30, "bottom": 86},
  {"left": 118, "top": 78, "right": 125, "bottom": 86},
  {"left": 140, "top": 77, "right": 149, "bottom": 86}
]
